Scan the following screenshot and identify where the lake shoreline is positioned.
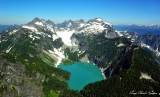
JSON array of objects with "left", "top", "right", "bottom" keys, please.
[
  {"left": 58, "top": 61, "right": 106, "bottom": 79},
  {"left": 58, "top": 62, "right": 104, "bottom": 91}
]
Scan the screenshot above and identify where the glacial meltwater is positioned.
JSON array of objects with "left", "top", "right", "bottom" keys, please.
[{"left": 58, "top": 62, "right": 104, "bottom": 91}]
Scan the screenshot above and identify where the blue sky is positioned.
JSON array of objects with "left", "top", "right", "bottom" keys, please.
[{"left": 0, "top": 0, "right": 160, "bottom": 25}]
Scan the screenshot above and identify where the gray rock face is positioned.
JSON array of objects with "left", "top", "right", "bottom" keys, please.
[
  {"left": 105, "top": 30, "right": 119, "bottom": 39},
  {"left": 0, "top": 58, "right": 43, "bottom": 97},
  {"left": 57, "top": 19, "right": 85, "bottom": 31},
  {"left": 137, "top": 35, "right": 160, "bottom": 51}
]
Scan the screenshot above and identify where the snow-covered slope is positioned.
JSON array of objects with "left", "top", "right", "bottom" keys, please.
[
  {"left": 78, "top": 18, "right": 108, "bottom": 34},
  {"left": 19, "top": 17, "right": 120, "bottom": 47},
  {"left": 0, "top": 17, "right": 126, "bottom": 67}
]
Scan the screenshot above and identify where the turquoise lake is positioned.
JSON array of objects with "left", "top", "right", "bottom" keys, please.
[{"left": 58, "top": 62, "right": 104, "bottom": 91}]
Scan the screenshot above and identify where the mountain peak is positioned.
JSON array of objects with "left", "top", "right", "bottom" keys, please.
[
  {"left": 27, "top": 17, "right": 45, "bottom": 26},
  {"left": 87, "top": 18, "right": 104, "bottom": 23},
  {"left": 32, "top": 17, "right": 42, "bottom": 22},
  {"left": 46, "top": 20, "right": 55, "bottom": 26},
  {"left": 21, "top": 17, "right": 113, "bottom": 34},
  {"left": 95, "top": 17, "right": 103, "bottom": 22}
]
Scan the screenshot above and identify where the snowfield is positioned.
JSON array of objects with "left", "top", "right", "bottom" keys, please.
[
  {"left": 48, "top": 48, "right": 65, "bottom": 67},
  {"left": 22, "top": 25, "right": 38, "bottom": 32},
  {"left": 140, "top": 72, "right": 152, "bottom": 80},
  {"left": 79, "top": 23, "right": 107, "bottom": 33},
  {"left": 117, "top": 43, "right": 125, "bottom": 47},
  {"left": 52, "top": 34, "right": 59, "bottom": 41},
  {"left": 35, "top": 22, "right": 44, "bottom": 26},
  {"left": 56, "top": 30, "right": 75, "bottom": 46}
]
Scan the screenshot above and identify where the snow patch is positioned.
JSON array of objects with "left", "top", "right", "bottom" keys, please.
[
  {"left": 29, "top": 34, "right": 35, "bottom": 40},
  {"left": 29, "top": 34, "right": 40, "bottom": 40},
  {"left": 78, "top": 50, "right": 85, "bottom": 54},
  {"left": 156, "top": 52, "right": 160, "bottom": 56},
  {"left": 131, "top": 39, "right": 135, "bottom": 42},
  {"left": 155, "top": 50, "right": 160, "bottom": 57},
  {"left": 102, "top": 72, "right": 106, "bottom": 79},
  {"left": 156, "top": 47, "right": 159, "bottom": 52},
  {"left": 35, "top": 31, "right": 44, "bottom": 35},
  {"left": 127, "top": 35, "right": 131, "bottom": 38},
  {"left": 35, "top": 22, "right": 44, "bottom": 26},
  {"left": 34, "top": 36, "right": 40, "bottom": 39},
  {"left": 141, "top": 43, "right": 151, "bottom": 49},
  {"left": 48, "top": 35, "right": 51, "bottom": 38},
  {"left": 100, "top": 68, "right": 106, "bottom": 79},
  {"left": 80, "top": 23, "right": 85, "bottom": 27},
  {"left": 48, "top": 50, "right": 55, "bottom": 54},
  {"left": 67, "top": 23, "right": 72, "bottom": 27},
  {"left": 52, "top": 34, "right": 59, "bottom": 41},
  {"left": 48, "top": 48, "right": 65, "bottom": 67},
  {"left": 22, "top": 26, "right": 38, "bottom": 32},
  {"left": 96, "top": 18, "right": 103, "bottom": 22},
  {"left": 141, "top": 43, "right": 160, "bottom": 57},
  {"left": 104, "top": 22, "right": 112, "bottom": 27},
  {"left": 9, "top": 29, "right": 18, "bottom": 35},
  {"left": 79, "top": 23, "right": 107, "bottom": 34},
  {"left": 56, "top": 30, "right": 74, "bottom": 46},
  {"left": 47, "top": 25, "right": 54, "bottom": 32},
  {"left": 134, "top": 47, "right": 139, "bottom": 50},
  {"left": 117, "top": 43, "right": 125, "bottom": 47},
  {"left": 6, "top": 46, "right": 13, "bottom": 53},
  {"left": 115, "top": 30, "right": 123, "bottom": 37},
  {"left": 140, "top": 72, "right": 152, "bottom": 80}
]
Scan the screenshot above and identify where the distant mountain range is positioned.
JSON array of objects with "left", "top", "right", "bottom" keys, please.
[
  {"left": 0, "top": 24, "right": 19, "bottom": 32},
  {"left": 113, "top": 24, "right": 160, "bottom": 35},
  {"left": 0, "top": 17, "right": 160, "bottom": 97}
]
